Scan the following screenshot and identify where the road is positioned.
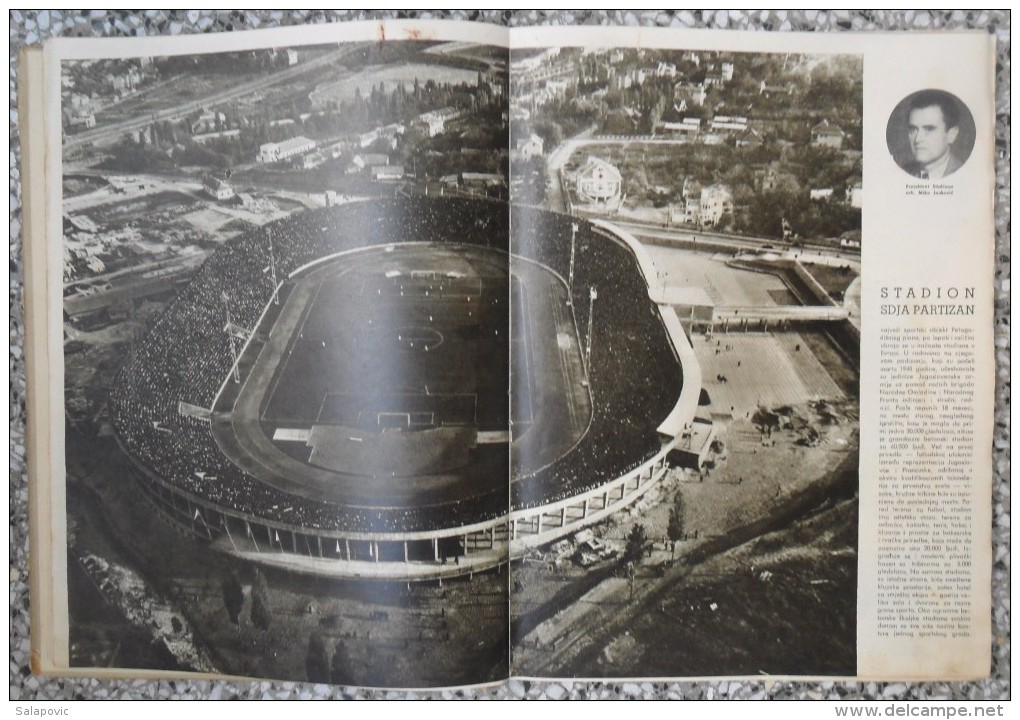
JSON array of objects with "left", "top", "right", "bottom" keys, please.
[
  {"left": 545, "top": 133, "right": 704, "bottom": 206},
  {"left": 543, "top": 126, "right": 597, "bottom": 213},
  {"left": 63, "top": 44, "right": 365, "bottom": 152},
  {"left": 542, "top": 135, "right": 860, "bottom": 263},
  {"left": 607, "top": 217, "right": 862, "bottom": 266}
]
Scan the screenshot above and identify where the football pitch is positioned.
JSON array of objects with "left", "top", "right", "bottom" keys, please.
[
  {"left": 263, "top": 245, "right": 515, "bottom": 475},
  {"left": 210, "top": 243, "right": 588, "bottom": 510}
]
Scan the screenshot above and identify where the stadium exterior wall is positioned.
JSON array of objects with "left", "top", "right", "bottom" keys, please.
[
  {"left": 588, "top": 219, "right": 702, "bottom": 438},
  {"left": 123, "top": 210, "right": 701, "bottom": 581}
]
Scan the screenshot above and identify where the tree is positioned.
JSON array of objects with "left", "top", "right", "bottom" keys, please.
[
  {"left": 330, "top": 642, "right": 351, "bottom": 684},
  {"left": 221, "top": 571, "right": 244, "bottom": 626},
  {"left": 250, "top": 568, "right": 272, "bottom": 632},
  {"left": 305, "top": 635, "right": 330, "bottom": 684},
  {"left": 624, "top": 523, "right": 648, "bottom": 565},
  {"left": 667, "top": 504, "right": 684, "bottom": 562}
]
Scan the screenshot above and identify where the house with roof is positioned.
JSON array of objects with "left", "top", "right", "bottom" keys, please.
[
  {"left": 810, "top": 119, "right": 845, "bottom": 149},
  {"left": 736, "top": 127, "right": 764, "bottom": 148},
  {"left": 302, "top": 151, "right": 327, "bottom": 170},
  {"left": 710, "top": 115, "right": 748, "bottom": 133},
  {"left": 202, "top": 175, "right": 235, "bottom": 201},
  {"left": 659, "top": 118, "right": 702, "bottom": 136},
  {"left": 257, "top": 136, "right": 316, "bottom": 164},
  {"left": 848, "top": 180, "right": 863, "bottom": 209},
  {"left": 673, "top": 81, "right": 707, "bottom": 112},
  {"left": 191, "top": 108, "right": 226, "bottom": 135},
  {"left": 699, "top": 183, "right": 733, "bottom": 226},
  {"left": 515, "top": 134, "right": 545, "bottom": 160},
  {"left": 415, "top": 107, "right": 465, "bottom": 138},
  {"left": 371, "top": 165, "right": 405, "bottom": 182},
  {"left": 575, "top": 156, "right": 623, "bottom": 208},
  {"left": 656, "top": 62, "right": 678, "bottom": 79}
]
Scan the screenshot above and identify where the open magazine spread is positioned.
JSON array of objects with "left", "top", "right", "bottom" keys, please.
[{"left": 20, "top": 20, "right": 994, "bottom": 686}]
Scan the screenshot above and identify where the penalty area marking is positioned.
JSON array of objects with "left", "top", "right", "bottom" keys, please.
[{"left": 273, "top": 428, "right": 310, "bottom": 442}]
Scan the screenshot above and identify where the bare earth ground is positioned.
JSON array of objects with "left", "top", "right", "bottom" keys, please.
[
  {"left": 62, "top": 225, "right": 859, "bottom": 686},
  {"left": 65, "top": 431, "right": 509, "bottom": 687},
  {"left": 512, "top": 400, "right": 858, "bottom": 677},
  {"left": 593, "top": 499, "right": 857, "bottom": 678},
  {"left": 511, "top": 244, "right": 858, "bottom": 678}
]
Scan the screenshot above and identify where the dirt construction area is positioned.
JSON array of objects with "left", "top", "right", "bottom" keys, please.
[
  {"left": 511, "top": 242, "right": 859, "bottom": 676},
  {"left": 512, "top": 398, "right": 858, "bottom": 677}
]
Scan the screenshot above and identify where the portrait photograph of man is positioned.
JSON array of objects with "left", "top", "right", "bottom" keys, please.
[{"left": 886, "top": 89, "right": 975, "bottom": 180}]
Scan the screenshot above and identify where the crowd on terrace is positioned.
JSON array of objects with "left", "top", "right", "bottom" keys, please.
[
  {"left": 111, "top": 199, "right": 681, "bottom": 536},
  {"left": 511, "top": 207, "right": 683, "bottom": 509}
]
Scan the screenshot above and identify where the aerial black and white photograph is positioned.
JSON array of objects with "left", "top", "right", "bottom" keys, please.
[
  {"left": 58, "top": 33, "right": 862, "bottom": 687},
  {"left": 60, "top": 37, "right": 514, "bottom": 687},
  {"left": 506, "top": 45, "right": 862, "bottom": 678}
]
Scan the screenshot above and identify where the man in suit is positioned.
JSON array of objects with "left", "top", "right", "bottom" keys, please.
[{"left": 905, "top": 90, "right": 964, "bottom": 179}]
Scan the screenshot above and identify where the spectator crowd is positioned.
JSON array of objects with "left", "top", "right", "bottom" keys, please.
[{"left": 111, "top": 199, "right": 682, "bottom": 538}]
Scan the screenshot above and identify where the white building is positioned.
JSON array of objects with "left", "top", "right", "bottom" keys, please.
[
  {"left": 202, "top": 176, "right": 235, "bottom": 201},
  {"left": 516, "top": 134, "right": 544, "bottom": 160},
  {"left": 699, "top": 183, "right": 733, "bottom": 226},
  {"left": 191, "top": 108, "right": 226, "bottom": 135},
  {"left": 415, "top": 107, "right": 464, "bottom": 138},
  {"left": 674, "top": 82, "right": 707, "bottom": 111},
  {"left": 575, "top": 157, "right": 623, "bottom": 206},
  {"left": 351, "top": 153, "right": 390, "bottom": 172},
  {"left": 736, "top": 127, "right": 764, "bottom": 148},
  {"left": 759, "top": 79, "right": 794, "bottom": 96},
  {"left": 810, "top": 120, "right": 845, "bottom": 150},
  {"left": 68, "top": 110, "right": 96, "bottom": 129},
  {"left": 461, "top": 172, "right": 506, "bottom": 191},
  {"left": 656, "top": 62, "right": 678, "bottom": 79},
  {"left": 257, "top": 136, "right": 316, "bottom": 164},
  {"left": 682, "top": 196, "right": 702, "bottom": 225},
  {"left": 660, "top": 118, "right": 702, "bottom": 135},
  {"left": 849, "top": 183, "right": 863, "bottom": 209},
  {"left": 710, "top": 115, "right": 748, "bottom": 133},
  {"left": 302, "top": 151, "right": 327, "bottom": 170},
  {"left": 371, "top": 165, "right": 405, "bottom": 181}
]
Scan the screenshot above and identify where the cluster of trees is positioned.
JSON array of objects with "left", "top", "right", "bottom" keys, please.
[
  {"left": 220, "top": 568, "right": 272, "bottom": 633},
  {"left": 736, "top": 190, "right": 861, "bottom": 240},
  {"left": 622, "top": 489, "right": 686, "bottom": 570},
  {"left": 668, "top": 494, "right": 685, "bottom": 562},
  {"left": 624, "top": 524, "right": 648, "bottom": 565},
  {"left": 99, "top": 137, "right": 176, "bottom": 174},
  {"left": 510, "top": 155, "right": 547, "bottom": 206},
  {"left": 337, "top": 73, "right": 500, "bottom": 131},
  {"left": 220, "top": 565, "right": 359, "bottom": 685},
  {"left": 101, "top": 70, "right": 504, "bottom": 176},
  {"left": 572, "top": 131, "right": 860, "bottom": 240},
  {"left": 63, "top": 58, "right": 156, "bottom": 99},
  {"left": 516, "top": 98, "right": 598, "bottom": 153},
  {"left": 156, "top": 48, "right": 295, "bottom": 78},
  {"left": 305, "top": 635, "right": 351, "bottom": 685}
]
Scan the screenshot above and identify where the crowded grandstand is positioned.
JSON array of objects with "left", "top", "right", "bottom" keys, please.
[{"left": 110, "top": 198, "right": 688, "bottom": 567}]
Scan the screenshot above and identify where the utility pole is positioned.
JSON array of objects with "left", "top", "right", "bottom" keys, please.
[
  {"left": 568, "top": 222, "right": 578, "bottom": 304},
  {"left": 222, "top": 292, "right": 242, "bottom": 383},
  {"left": 267, "top": 228, "right": 279, "bottom": 305},
  {"left": 584, "top": 285, "right": 597, "bottom": 378}
]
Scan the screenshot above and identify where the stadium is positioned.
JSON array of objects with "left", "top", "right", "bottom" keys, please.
[{"left": 110, "top": 197, "right": 701, "bottom": 580}]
